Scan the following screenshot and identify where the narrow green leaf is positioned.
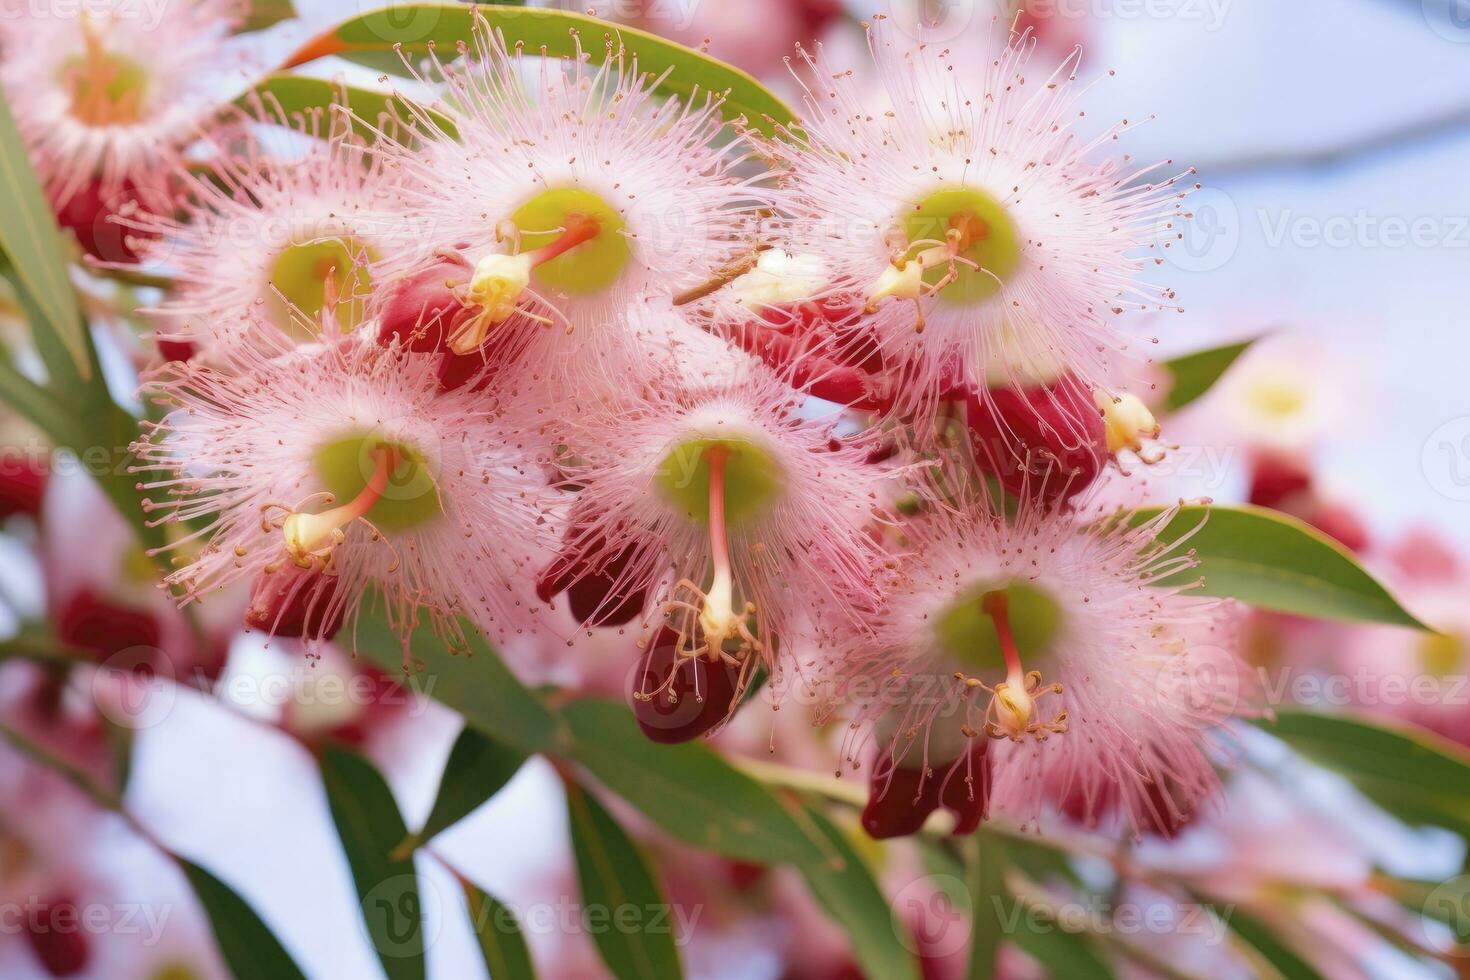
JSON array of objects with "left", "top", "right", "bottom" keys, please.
[
  {"left": 1215, "top": 905, "right": 1325, "bottom": 980},
  {"left": 560, "top": 698, "right": 815, "bottom": 865},
  {"left": 352, "top": 613, "right": 563, "bottom": 755},
  {"left": 177, "top": 858, "right": 308, "bottom": 980},
  {"left": 414, "top": 726, "right": 527, "bottom": 847},
  {"left": 282, "top": 4, "right": 795, "bottom": 135},
  {"left": 0, "top": 353, "right": 72, "bottom": 440},
  {"left": 796, "top": 807, "right": 917, "bottom": 980},
  {"left": 1160, "top": 338, "right": 1255, "bottom": 412},
  {"left": 965, "top": 830, "right": 1009, "bottom": 980},
  {"left": 565, "top": 780, "right": 683, "bottom": 980},
  {"left": 320, "top": 746, "right": 426, "bottom": 980},
  {"left": 239, "top": 0, "right": 295, "bottom": 32},
  {"left": 0, "top": 90, "right": 89, "bottom": 381},
  {"left": 1129, "top": 504, "right": 1428, "bottom": 630},
  {"left": 1261, "top": 710, "right": 1470, "bottom": 837},
  {"left": 463, "top": 881, "right": 537, "bottom": 980},
  {"left": 239, "top": 73, "right": 459, "bottom": 141}
]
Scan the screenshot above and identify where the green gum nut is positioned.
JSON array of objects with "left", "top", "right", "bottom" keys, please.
[
  {"left": 902, "top": 187, "right": 1022, "bottom": 305},
  {"left": 654, "top": 437, "right": 785, "bottom": 527},
  {"left": 935, "top": 581, "right": 1062, "bottom": 675},
  {"left": 314, "top": 434, "right": 443, "bottom": 532},
  {"left": 264, "top": 236, "right": 376, "bottom": 341},
  {"left": 61, "top": 51, "right": 149, "bottom": 122},
  {"left": 510, "top": 186, "right": 629, "bottom": 295}
]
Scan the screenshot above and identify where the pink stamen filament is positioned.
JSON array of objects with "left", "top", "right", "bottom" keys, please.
[
  {"left": 525, "top": 213, "right": 601, "bottom": 267},
  {"left": 981, "top": 589, "right": 1026, "bottom": 686},
  {"left": 283, "top": 444, "right": 397, "bottom": 560}
]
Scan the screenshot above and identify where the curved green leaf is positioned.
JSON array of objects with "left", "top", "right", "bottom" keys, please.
[
  {"left": 796, "top": 807, "right": 917, "bottom": 980},
  {"left": 1261, "top": 710, "right": 1470, "bottom": 837},
  {"left": 352, "top": 613, "right": 564, "bottom": 755},
  {"left": 463, "top": 882, "right": 537, "bottom": 980},
  {"left": 1130, "top": 504, "right": 1428, "bottom": 630},
  {"left": 565, "top": 780, "right": 683, "bottom": 980},
  {"left": 561, "top": 698, "right": 815, "bottom": 865},
  {"left": 411, "top": 726, "right": 527, "bottom": 850},
  {"left": 239, "top": 0, "right": 295, "bottom": 32},
  {"left": 966, "top": 830, "right": 1009, "bottom": 980},
  {"left": 1213, "top": 905, "right": 1324, "bottom": 980},
  {"left": 0, "top": 91, "right": 89, "bottom": 381},
  {"left": 178, "top": 859, "right": 308, "bottom": 980},
  {"left": 1160, "top": 337, "right": 1256, "bottom": 412},
  {"left": 238, "top": 73, "right": 458, "bottom": 141},
  {"left": 320, "top": 747, "right": 426, "bottom": 980},
  {"left": 281, "top": 4, "right": 795, "bottom": 135}
]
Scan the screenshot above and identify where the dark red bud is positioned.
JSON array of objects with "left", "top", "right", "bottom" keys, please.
[
  {"left": 861, "top": 743, "right": 991, "bottom": 840},
  {"left": 537, "top": 531, "right": 648, "bottom": 627},
  {"left": 1056, "top": 775, "right": 1198, "bottom": 840},
  {"left": 0, "top": 450, "right": 47, "bottom": 520},
  {"left": 24, "top": 896, "right": 89, "bottom": 977},
  {"left": 244, "top": 565, "right": 345, "bottom": 641},
  {"left": 631, "top": 627, "right": 743, "bottom": 744},
  {"left": 56, "top": 589, "right": 160, "bottom": 662},
  {"left": 964, "top": 377, "right": 1107, "bottom": 505},
  {"left": 375, "top": 258, "right": 473, "bottom": 354},
  {"left": 54, "top": 180, "right": 157, "bottom": 265},
  {"left": 155, "top": 336, "right": 197, "bottom": 363},
  {"left": 1247, "top": 450, "right": 1312, "bottom": 509}
]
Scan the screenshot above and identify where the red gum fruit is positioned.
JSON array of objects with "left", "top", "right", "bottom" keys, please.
[
  {"left": 0, "top": 451, "right": 47, "bottom": 519},
  {"left": 630, "top": 627, "right": 743, "bottom": 744},
  {"left": 1248, "top": 450, "right": 1313, "bottom": 509},
  {"left": 962, "top": 378, "right": 1107, "bottom": 505},
  {"left": 56, "top": 589, "right": 160, "bottom": 661},
  {"left": 1247, "top": 451, "right": 1369, "bottom": 552},
  {"left": 155, "top": 337, "right": 197, "bottom": 363},
  {"left": 731, "top": 321, "right": 886, "bottom": 411},
  {"left": 1056, "top": 775, "right": 1199, "bottom": 840},
  {"left": 24, "top": 896, "right": 89, "bottom": 977},
  {"left": 861, "top": 743, "right": 991, "bottom": 839},
  {"left": 54, "top": 179, "right": 157, "bottom": 265},
  {"left": 376, "top": 258, "right": 524, "bottom": 392},
  {"left": 244, "top": 565, "right": 345, "bottom": 641},
  {"left": 537, "top": 535, "right": 648, "bottom": 628}
]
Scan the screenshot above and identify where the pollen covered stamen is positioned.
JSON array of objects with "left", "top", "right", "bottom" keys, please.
[
  {"left": 651, "top": 446, "right": 762, "bottom": 685},
  {"left": 970, "top": 589, "right": 1067, "bottom": 743},
  {"left": 1095, "top": 390, "right": 1171, "bottom": 467},
  {"left": 277, "top": 443, "right": 398, "bottom": 570},
  {"left": 447, "top": 214, "right": 602, "bottom": 355}
]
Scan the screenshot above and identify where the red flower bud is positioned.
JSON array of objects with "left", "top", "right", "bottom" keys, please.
[
  {"left": 54, "top": 179, "right": 158, "bottom": 265},
  {"left": 861, "top": 743, "right": 991, "bottom": 839},
  {"left": 244, "top": 565, "right": 345, "bottom": 641},
  {"left": 631, "top": 627, "right": 744, "bottom": 744},
  {"left": 55, "top": 589, "right": 160, "bottom": 661},
  {"left": 963, "top": 377, "right": 1107, "bottom": 504},
  {"left": 375, "top": 257, "right": 475, "bottom": 353},
  {"left": 0, "top": 450, "right": 47, "bottom": 520},
  {"left": 24, "top": 896, "right": 89, "bottom": 977}
]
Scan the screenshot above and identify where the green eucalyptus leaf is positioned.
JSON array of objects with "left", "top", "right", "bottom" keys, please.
[
  {"left": 239, "top": 0, "right": 296, "bottom": 32},
  {"left": 1160, "top": 337, "right": 1256, "bottom": 412},
  {"left": 463, "top": 881, "right": 537, "bottom": 980},
  {"left": 411, "top": 726, "right": 527, "bottom": 850},
  {"left": 560, "top": 698, "right": 815, "bottom": 865},
  {"left": 1215, "top": 905, "right": 1325, "bottom": 980},
  {"left": 352, "top": 613, "right": 563, "bottom": 755},
  {"left": 565, "top": 780, "right": 683, "bottom": 980},
  {"left": 965, "top": 830, "right": 1009, "bottom": 980},
  {"left": 796, "top": 807, "right": 917, "bottom": 980},
  {"left": 238, "top": 73, "right": 458, "bottom": 141},
  {"left": 282, "top": 4, "right": 795, "bottom": 135},
  {"left": 1129, "top": 504, "right": 1428, "bottom": 630},
  {"left": 1261, "top": 710, "right": 1470, "bottom": 838},
  {"left": 177, "top": 858, "right": 308, "bottom": 980},
  {"left": 0, "top": 90, "right": 89, "bottom": 382},
  {"left": 319, "top": 746, "right": 427, "bottom": 980}
]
